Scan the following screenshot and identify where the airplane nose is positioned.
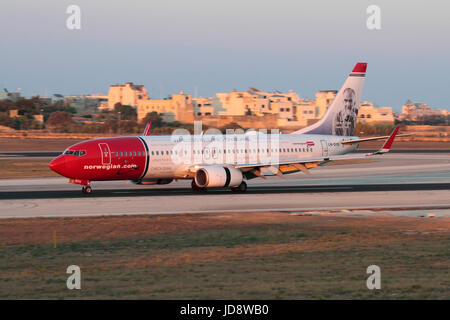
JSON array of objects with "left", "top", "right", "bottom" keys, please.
[{"left": 49, "top": 156, "right": 67, "bottom": 176}]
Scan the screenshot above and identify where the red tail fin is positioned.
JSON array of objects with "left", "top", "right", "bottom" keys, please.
[{"left": 143, "top": 121, "right": 151, "bottom": 136}]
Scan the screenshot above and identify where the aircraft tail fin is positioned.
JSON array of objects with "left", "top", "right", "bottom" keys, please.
[
  {"left": 143, "top": 121, "right": 152, "bottom": 136},
  {"left": 294, "top": 62, "right": 367, "bottom": 136}
]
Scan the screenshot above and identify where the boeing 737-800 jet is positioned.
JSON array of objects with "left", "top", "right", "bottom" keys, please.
[{"left": 49, "top": 63, "right": 402, "bottom": 194}]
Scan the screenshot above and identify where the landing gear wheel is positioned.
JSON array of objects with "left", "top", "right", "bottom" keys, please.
[
  {"left": 82, "top": 185, "right": 92, "bottom": 194},
  {"left": 231, "top": 181, "right": 247, "bottom": 193},
  {"left": 191, "top": 180, "right": 206, "bottom": 192}
]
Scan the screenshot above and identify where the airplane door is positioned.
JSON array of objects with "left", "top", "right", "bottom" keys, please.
[
  {"left": 320, "top": 140, "right": 328, "bottom": 157},
  {"left": 98, "top": 143, "right": 111, "bottom": 165}
]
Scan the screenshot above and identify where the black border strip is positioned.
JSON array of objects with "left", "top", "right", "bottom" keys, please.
[
  {"left": 137, "top": 137, "right": 150, "bottom": 180},
  {"left": 223, "top": 167, "right": 231, "bottom": 187}
]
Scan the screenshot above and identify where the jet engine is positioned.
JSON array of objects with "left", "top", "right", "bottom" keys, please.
[{"left": 194, "top": 166, "right": 243, "bottom": 188}]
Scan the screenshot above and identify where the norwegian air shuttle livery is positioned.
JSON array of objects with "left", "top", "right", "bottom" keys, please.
[{"left": 49, "top": 63, "right": 402, "bottom": 194}]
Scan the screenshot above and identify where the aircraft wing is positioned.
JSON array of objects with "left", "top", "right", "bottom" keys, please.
[
  {"left": 341, "top": 132, "right": 409, "bottom": 145},
  {"left": 234, "top": 126, "right": 400, "bottom": 176}
]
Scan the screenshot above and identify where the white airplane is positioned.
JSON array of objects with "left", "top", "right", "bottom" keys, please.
[{"left": 49, "top": 62, "right": 402, "bottom": 194}]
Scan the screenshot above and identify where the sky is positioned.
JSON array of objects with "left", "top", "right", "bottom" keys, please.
[{"left": 1, "top": 0, "right": 449, "bottom": 112}]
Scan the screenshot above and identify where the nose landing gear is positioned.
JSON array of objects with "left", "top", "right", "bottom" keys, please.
[
  {"left": 81, "top": 185, "right": 92, "bottom": 194},
  {"left": 68, "top": 179, "right": 92, "bottom": 195}
]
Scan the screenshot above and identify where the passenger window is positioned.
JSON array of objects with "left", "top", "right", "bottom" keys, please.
[
  {"left": 133, "top": 152, "right": 137, "bottom": 156},
  {"left": 156, "top": 151, "right": 159, "bottom": 155},
  {"left": 120, "top": 152, "right": 123, "bottom": 157}
]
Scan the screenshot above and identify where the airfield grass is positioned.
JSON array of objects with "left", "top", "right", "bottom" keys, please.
[{"left": 0, "top": 212, "right": 448, "bottom": 299}]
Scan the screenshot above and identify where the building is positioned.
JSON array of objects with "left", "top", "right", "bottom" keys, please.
[
  {"left": 106, "top": 82, "right": 148, "bottom": 110},
  {"left": 132, "top": 83, "right": 401, "bottom": 128},
  {"left": 193, "top": 97, "right": 215, "bottom": 116},
  {"left": 315, "top": 90, "right": 337, "bottom": 119},
  {"left": 398, "top": 102, "right": 443, "bottom": 121},
  {"left": 214, "top": 89, "right": 268, "bottom": 116},
  {"left": 357, "top": 101, "right": 395, "bottom": 124},
  {"left": 64, "top": 94, "right": 108, "bottom": 115},
  {"left": 295, "top": 99, "right": 318, "bottom": 126},
  {"left": 0, "top": 89, "right": 21, "bottom": 102},
  {"left": 137, "top": 91, "right": 194, "bottom": 123},
  {"left": 8, "top": 109, "right": 19, "bottom": 118},
  {"left": 33, "top": 114, "right": 44, "bottom": 124},
  {"left": 212, "top": 88, "right": 301, "bottom": 119}
]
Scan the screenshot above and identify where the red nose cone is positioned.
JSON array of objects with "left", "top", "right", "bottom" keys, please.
[{"left": 49, "top": 156, "right": 67, "bottom": 176}]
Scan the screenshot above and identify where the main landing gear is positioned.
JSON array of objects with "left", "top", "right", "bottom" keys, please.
[
  {"left": 231, "top": 181, "right": 247, "bottom": 193},
  {"left": 81, "top": 185, "right": 92, "bottom": 194}
]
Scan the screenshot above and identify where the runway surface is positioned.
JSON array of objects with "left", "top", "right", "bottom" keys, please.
[{"left": 0, "top": 153, "right": 449, "bottom": 219}]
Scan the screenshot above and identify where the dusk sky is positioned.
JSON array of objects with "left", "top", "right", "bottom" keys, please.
[{"left": 1, "top": 0, "right": 449, "bottom": 111}]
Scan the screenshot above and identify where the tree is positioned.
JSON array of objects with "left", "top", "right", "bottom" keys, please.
[
  {"left": 114, "top": 103, "right": 137, "bottom": 121},
  {"left": 141, "top": 111, "right": 163, "bottom": 127},
  {"left": 46, "top": 111, "right": 74, "bottom": 129},
  {"left": 0, "top": 112, "right": 14, "bottom": 128}
]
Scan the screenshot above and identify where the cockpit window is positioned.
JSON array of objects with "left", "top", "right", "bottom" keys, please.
[{"left": 63, "top": 150, "right": 86, "bottom": 157}]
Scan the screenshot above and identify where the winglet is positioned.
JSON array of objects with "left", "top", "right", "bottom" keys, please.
[
  {"left": 374, "top": 126, "right": 400, "bottom": 154},
  {"left": 143, "top": 121, "right": 151, "bottom": 136}
]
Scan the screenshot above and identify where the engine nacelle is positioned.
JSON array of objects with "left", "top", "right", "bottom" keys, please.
[
  {"left": 132, "top": 179, "right": 173, "bottom": 185},
  {"left": 195, "top": 166, "right": 243, "bottom": 188}
]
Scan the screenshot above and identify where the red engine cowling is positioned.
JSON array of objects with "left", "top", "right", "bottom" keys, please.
[{"left": 195, "top": 166, "right": 243, "bottom": 188}]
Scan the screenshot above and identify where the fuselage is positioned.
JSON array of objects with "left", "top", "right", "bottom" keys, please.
[{"left": 49, "top": 133, "right": 359, "bottom": 183}]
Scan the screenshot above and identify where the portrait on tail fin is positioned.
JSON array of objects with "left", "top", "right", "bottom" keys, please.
[
  {"left": 294, "top": 63, "right": 366, "bottom": 137},
  {"left": 333, "top": 88, "right": 358, "bottom": 136}
]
